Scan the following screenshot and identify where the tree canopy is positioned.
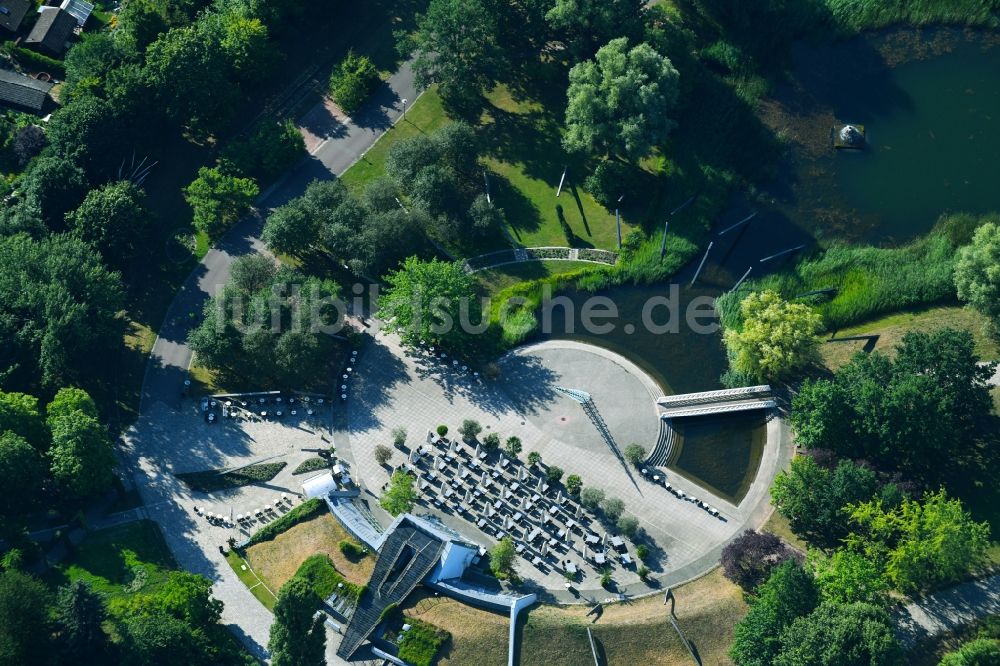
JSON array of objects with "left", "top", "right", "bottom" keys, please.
[
  {"left": 773, "top": 601, "right": 902, "bottom": 666},
  {"left": 721, "top": 529, "right": 791, "bottom": 592},
  {"left": 490, "top": 536, "right": 517, "bottom": 579},
  {"left": 268, "top": 577, "right": 325, "bottom": 666},
  {"left": 956, "top": 221, "right": 1000, "bottom": 341},
  {"left": 379, "top": 470, "right": 418, "bottom": 516},
  {"left": 66, "top": 181, "right": 148, "bottom": 267},
  {"left": 184, "top": 166, "right": 259, "bottom": 238},
  {"left": 723, "top": 290, "right": 822, "bottom": 383}
]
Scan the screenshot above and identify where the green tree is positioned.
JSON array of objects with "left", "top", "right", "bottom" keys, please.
[
  {"left": 374, "top": 444, "right": 393, "bottom": 465},
  {"left": 184, "top": 166, "right": 259, "bottom": 238},
  {"left": 0, "top": 234, "right": 125, "bottom": 389},
  {"left": 623, "top": 443, "right": 646, "bottom": 466},
  {"left": 458, "top": 419, "right": 482, "bottom": 441},
  {"left": 0, "top": 570, "right": 54, "bottom": 666},
  {"left": 504, "top": 436, "right": 522, "bottom": 458},
  {"left": 263, "top": 178, "right": 346, "bottom": 256},
  {"left": 468, "top": 194, "right": 504, "bottom": 235},
  {"left": 617, "top": 515, "right": 639, "bottom": 538},
  {"left": 545, "top": 465, "right": 564, "bottom": 484},
  {"left": 774, "top": 602, "right": 903, "bottom": 666},
  {"left": 729, "top": 561, "right": 819, "bottom": 666},
  {"left": 810, "top": 549, "right": 890, "bottom": 607},
  {"left": 268, "top": 577, "right": 325, "bottom": 666},
  {"left": 222, "top": 120, "right": 305, "bottom": 182},
  {"left": 788, "top": 378, "right": 854, "bottom": 450},
  {"left": 119, "top": 610, "right": 213, "bottom": 666},
  {"left": 0, "top": 391, "right": 46, "bottom": 445},
  {"left": 527, "top": 451, "right": 541, "bottom": 467},
  {"left": 939, "top": 638, "right": 1000, "bottom": 666},
  {"left": 380, "top": 471, "right": 418, "bottom": 516},
  {"left": 385, "top": 134, "right": 440, "bottom": 185},
  {"left": 482, "top": 432, "right": 501, "bottom": 452},
  {"left": 329, "top": 51, "right": 379, "bottom": 114},
  {"left": 770, "top": 457, "right": 878, "bottom": 546},
  {"left": 55, "top": 580, "right": 108, "bottom": 658},
  {"left": 48, "top": 411, "right": 116, "bottom": 499},
  {"left": 565, "top": 474, "right": 582, "bottom": 494},
  {"left": 563, "top": 38, "right": 680, "bottom": 161},
  {"left": 546, "top": 0, "right": 645, "bottom": 57},
  {"left": 601, "top": 497, "right": 625, "bottom": 521},
  {"left": 218, "top": 13, "right": 274, "bottom": 83},
  {"left": 580, "top": 487, "right": 604, "bottom": 509},
  {"left": 0, "top": 432, "right": 45, "bottom": 517},
  {"left": 846, "top": 489, "right": 991, "bottom": 594},
  {"left": 723, "top": 290, "right": 822, "bottom": 382},
  {"left": 489, "top": 536, "right": 517, "bottom": 579},
  {"left": 432, "top": 121, "right": 479, "bottom": 175},
  {"left": 20, "top": 155, "right": 89, "bottom": 228},
  {"left": 228, "top": 254, "right": 277, "bottom": 296},
  {"left": 956, "top": 222, "right": 1000, "bottom": 341},
  {"left": 67, "top": 181, "right": 147, "bottom": 267},
  {"left": 412, "top": 0, "right": 506, "bottom": 106},
  {"left": 378, "top": 257, "right": 482, "bottom": 352}
]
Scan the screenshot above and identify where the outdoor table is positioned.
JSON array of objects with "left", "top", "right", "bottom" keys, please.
[
  {"left": 585, "top": 534, "right": 600, "bottom": 544},
  {"left": 513, "top": 511, "right": 523, "bottom": 522},
  {"left": 653, "top": 475, "right": 660, "bottom": 482},
  {"left": 532, "top": 556, "right": 543, "bottom": 567},
  {"left": 566, "top": 520, "right": 576, "bottom": 530},
  {"left": 528, "top": 527, "right": 541, "bottom": 541},
  {"left": 565, "top": 562, "right": 578, "bottom": 574},
  {"left": 511, "top": 482, "right": 520, "bottom": 492},
  {"left": 548, "top": 537, "right": 558, "bottom": 547},
  {"left": 557, "top": 529, "right": 566, "bottom": 539},
  {"left": 516, "top": 543, "right": 525, "bottom": 554},
  {"left": 621, "top": 554, "right": 633, "bottom": 565},
  {"left": 531, "top": 493, "right": 541, "bottom": 502},
  {"left": 493, "top": 499, "right": 502, "bottom": 509},
  {"left": 477, "top": 518, "right": 487, "bottom": 528},
  {"left": 610, "top": 536, "right": 625, "bottom": 549},
  {"left": 594, "top": 553, "right": 606, "bottom": 565}
]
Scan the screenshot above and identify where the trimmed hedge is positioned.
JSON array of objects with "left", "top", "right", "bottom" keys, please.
[
  {"left": 292, "top": 457, "right": 329, "bottom": 475},
  {"left": 245, "top": 497, "right": 326, "bottom": 546},
  {"left": 177, "top": 462, "right": 286, "bottom": 493}
]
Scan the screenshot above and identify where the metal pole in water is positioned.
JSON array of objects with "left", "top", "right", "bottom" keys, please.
[
  {"left": 659, "top": 219, "right": 670, "bottom": 259},
  {"left": 616, "top": 208, "right": 622, "bottom": 249},
  {"left": 759, "top": 244, "right": 805, "bottom": 263},
  {"left": 483, "top": 168, "right": 492, "bottom": 204},
  {"left": 729, "top": 266, "right": 753, "bottom": 293},
  {"left": 671, "top": 195, "right": 696, "bottom": 216},
  {"left": 556, "top": 165, "right": 567, "bottom": 197},
  {"left": 690, "top": 241, "right": 713, "bottom": 286},
  {"left": 718, "top": 211, "right": 757, "bottom": 236}
]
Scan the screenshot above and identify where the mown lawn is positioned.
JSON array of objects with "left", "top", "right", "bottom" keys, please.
[
  {"left": 45, "top": 521, "right": 177, "bottom": 600},
  {"left": 519, "top": 568, "right": 747, "bottom": 666},
  {"left": 245, "top": 513, "right": 375, "bottom": 593},
  {"left": 475, "top": 260, "right": 608, "bottom": 296},
  {"left": 225, "top": 549, "right": 278, "bottom": 610},
  {"left": 819, "top": 304, "right": 1000, "bottom": 371}
]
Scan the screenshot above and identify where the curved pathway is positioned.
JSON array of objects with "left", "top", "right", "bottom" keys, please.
[
  {"left": 126, "top": 62, "right": 418, "bottom": 663},
  {"left": 895, "top": 573, "right": 1000, "bottom": 648}
]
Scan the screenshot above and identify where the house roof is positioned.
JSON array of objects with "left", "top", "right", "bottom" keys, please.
[
  {"left": 24, "top": 7, "right": 76, "bottom": 55},
  {"left": 0, "top": 0, "right": 31, "bottom": 32},
  {"left": 0, "top": 69, "right": 53, "bottom": 112}
]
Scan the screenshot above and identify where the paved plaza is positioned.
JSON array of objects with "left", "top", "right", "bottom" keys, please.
[{"left": 344, "top": 331, "right": 792, "bottom": 597}]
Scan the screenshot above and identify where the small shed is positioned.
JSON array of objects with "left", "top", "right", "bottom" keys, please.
[
  {"left": 59, "top": 0, "right": 93, "bottom": 27},
  {"left": 0, "top": 0, "right": 31, "bottom": 32},
  {"left": 0, "top": 69, "right": 54, "bottom": 113},
  {"left": 24, "top": 6, "right": 76, "bottom": 57}
]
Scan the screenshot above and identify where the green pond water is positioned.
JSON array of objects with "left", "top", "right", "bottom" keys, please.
[
  {"left": 543, "top": 30, "right": 1000, "bottom": 501},
  {"left": 776, "top": 29, "right": 1000, "bottom": 244}
]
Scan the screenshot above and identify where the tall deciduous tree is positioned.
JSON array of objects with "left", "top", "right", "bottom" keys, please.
[
  {"left": 809, "top": 549, "right": 889, "bottom": 607},
  {"left": 774, "top": 602, "right": 902, "bottom": 666},
  {"left": 490, "top": 536, "right": 517, "bottom": 579},
  {"left": 48, "top": 411, "right": 116, "bottom": 499},
  {"left": 55, "top": 580, "right": 109, "bottom": 659},
  {"left": 0, "top": 391, "right": 46, "bottom": 445},
  {"left": 412, "top": 0, "right": 506, "bottom": 106},
  {"left": 268, "top": 577, "right": 325, "bottom": 666},
  {"left": 546, "top": 0, "right": 645, "bottom": 58},
  {"left": 563, "top": 38, "right": 680, "bottom": 161},
  {"left": 19, "top": 155, "right": 89, "bottom": 229},
  {"left": 184, "top": 166, "right": 258, "bottom": 238},
  {"left": 956, "top": 222, "right": 1000, "bottom": 342},
  {"left": 730, "top": 561, "right": 819, "bottom": 666},
  {"left": 378, "top": 257, "right": 483, "bottom": 352},
  {"left": 379, "top": 470, "right": 418, "bottom": 516},
  {"left": 0, "top": 570, "right": 54, "bottom": 666},
  {"left": 66, "top": 181, "right": 147, "bottom": 267},
  {"left": 846, "top": 489, "right": 990, "bottom": 594},
  {"left": 723, "top": 290, "right": 822, "bottom": 383},
  {"left": 721, "top": 529, "right": 790, "bottom": 592},
  {"left": 0, "top": 432, "right": 45, "bottom": 518}
]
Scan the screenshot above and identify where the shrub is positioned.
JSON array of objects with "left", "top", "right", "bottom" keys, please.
[
  {"left": 635, "top": 544, "right": 650, "bottom": 561},
  {"left": 638, "top": 565, "right": 650, "bottom": 580},
  {"left": 546, "top": 466, "right": 564, "bottom": 483},
  {"left": 398, "top": 618, "right": 450, "bottom": 666},
  {"left": 939, "top": 638, "right": 1000, "bottom": 666},
  {"left": 599, "top": 568, "right": 613, "bottom": 589},
  {"left": 527, "top": 451, "right": 541, "bottom": 466},
  {"left": 436, "top": 424, "right": 448, "bottom": 437},
  {"left": 246, "top": 498, "right": 325, "bottom": 546},
  {"left": 392, "top": 427, "right": 407, "bottom": 447},
  {"left": 292, "top": 457, "right": 329, "bottom": 475},
  {"left": 504, "top": 436, "right": 522, "bottom": 458},
  {"left": 584, "top": 159, "right": 633, "bottom": 208},
  {"left": 565, "top": 474, "right": 582, "bottom": 495},
  {"left": 330, "top": 51, "right": 380, "bottom": 114},
  {"left": 177, "top": 462, "right": 286, "bottom": 492},
  {"left": 338, "top": 540, "right": 365, "bottom": 561}
]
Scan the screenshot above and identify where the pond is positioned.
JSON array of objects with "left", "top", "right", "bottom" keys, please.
[
  {"left": 763, "top": 28, "right": 1000, "bottom": 246},
  {"left": 541, "top": 282, "right": 767, "bottom": 503}
]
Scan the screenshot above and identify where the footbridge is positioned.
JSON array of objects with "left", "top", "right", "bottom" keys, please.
[{"left": 656, "top": 385, "right": 775, "bottom": 420}]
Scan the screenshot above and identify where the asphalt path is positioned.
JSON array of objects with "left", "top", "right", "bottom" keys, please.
[{"left": 140, "top": 60, "right": 418, "bottom": 413}]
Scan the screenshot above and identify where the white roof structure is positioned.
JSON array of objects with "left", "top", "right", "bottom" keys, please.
[
  {"left": 301, "top": 471, "right": 337, "bottom": 498},
  {"left": 58, "top": 0, "right": 92, "bottom": 26}
]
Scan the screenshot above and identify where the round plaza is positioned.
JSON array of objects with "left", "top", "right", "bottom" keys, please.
[{"left": 344, "top": 332, "right": 789, "bottom": 596}]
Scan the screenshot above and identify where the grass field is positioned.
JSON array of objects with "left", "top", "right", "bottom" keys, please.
[
  {"left": 475, "top": 260, "right": 609, "bottom": 296},
  {"left": 762, "top": 510, "right": 808, "bottom": 553},
  {"left": 401, "top": 590, "right": 510, "bottom": 666},
  {"left": 225, "top": 549, "right": 278, "bottom": 610},
  {"left": 519, "top": 568, "right": 747, "bottom": 666},
  {"left": 819, "top": 304, "right": 1000, "bottom": 371},
  {"left": 245, "top": 513, "right": 374, "bottom": 593},
  {"left": 45, "top": 521, "right": 178, "bottom": 600}
]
